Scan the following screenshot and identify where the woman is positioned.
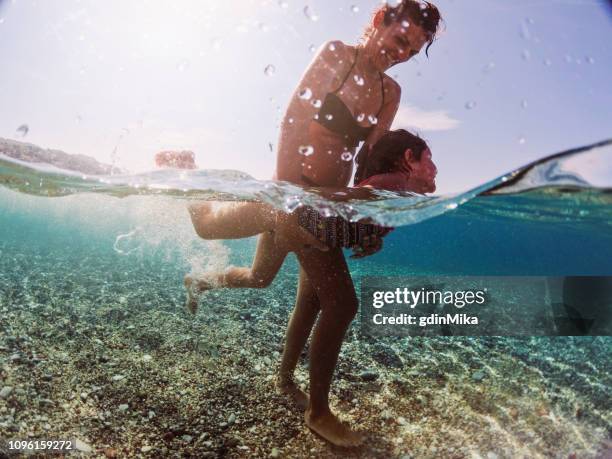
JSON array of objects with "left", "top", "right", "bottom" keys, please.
[{"left": 193, "top": 1, "right": 442, "bottom": 447}]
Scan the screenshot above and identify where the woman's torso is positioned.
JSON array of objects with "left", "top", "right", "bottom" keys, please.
[{"left": 275, "top": 43, "right": 388, "bottom": 187}]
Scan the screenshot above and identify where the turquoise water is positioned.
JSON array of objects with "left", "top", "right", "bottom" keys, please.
[{"left": 1, "top": 140, "right": 611, "bottom": 457}]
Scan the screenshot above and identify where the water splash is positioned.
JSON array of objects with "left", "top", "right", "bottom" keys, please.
[
  {"left": 303, "top": 5, "right": 319, "bottom": 22},
  {"left": 298, "top": 88, "right": 312, "bottom": 100},
  {"left": 1, "top": 139, "right": 611, "bottom": 228},
  {"left": 298, "top": 145, "right": 314, "bottom": 156},
  {"left": 264, "top": 64, "right": 276, "bottom": 76},
  {"left": 16, "top": 124, "right": 29, "bottom": 137}
]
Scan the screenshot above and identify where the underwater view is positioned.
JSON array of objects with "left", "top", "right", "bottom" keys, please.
[
  {"left": 1, "top": 0, "right": 611, "bottom": 458},
  {"left": 1, "top": 138, "right": 611, "bottom": 458}
]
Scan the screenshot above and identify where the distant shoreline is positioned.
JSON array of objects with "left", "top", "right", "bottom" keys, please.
[{"left": 0, "top": 137, "right": 124, "bottom": 175}]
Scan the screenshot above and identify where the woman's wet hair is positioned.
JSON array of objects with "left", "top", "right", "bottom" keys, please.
[
  {"left": 364, "top": 0, "right": 442, "bottom": 57},
  {"left": 354, "top": 129, "right": 428, "bottom": 184}
]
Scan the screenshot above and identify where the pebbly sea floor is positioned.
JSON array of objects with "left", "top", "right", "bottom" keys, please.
[
  {"left": 1, "top": 140, "right": 612, "bottom": 458},
  {"left": 0, "top": 190, "right": 611, "bottom": 458}
]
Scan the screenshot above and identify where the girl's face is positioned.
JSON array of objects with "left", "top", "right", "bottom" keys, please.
[
  {"left": 373, "top": 18, "right": 432, "bottom": 69},
  {"left": 404, "top": 148, "right": 437, "bottom": 193}
]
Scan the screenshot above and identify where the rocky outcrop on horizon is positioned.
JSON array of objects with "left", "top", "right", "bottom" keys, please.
[{"left": 0, "top": 137, "right": 123, "bottom": 175}]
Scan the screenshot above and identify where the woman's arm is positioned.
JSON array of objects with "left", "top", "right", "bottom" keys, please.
[{"left": 359, "top": 77, "right": 402, "bottom": 163}]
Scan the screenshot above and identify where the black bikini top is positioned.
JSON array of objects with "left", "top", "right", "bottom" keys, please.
[{"left": 314, "top": 47, "right": 385, "bottom": 149}]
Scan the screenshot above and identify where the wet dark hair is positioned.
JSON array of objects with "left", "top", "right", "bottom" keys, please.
[
  {"left": 354, "top": 129, "right": 428, "bottom": 184},
  {"left": 364, "top": 0, "right": 442, "bottom": 57}
]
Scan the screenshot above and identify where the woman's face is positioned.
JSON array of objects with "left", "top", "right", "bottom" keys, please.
[{"left": 374, "top": 18, "right": 432, "bottom": 69}]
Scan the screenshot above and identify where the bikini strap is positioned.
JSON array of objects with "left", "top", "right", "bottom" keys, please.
[
  {"left": 376, "top": 72, "right": 386, "bottom": 117},
  {"left": 331, "top": 47, "right": 360, "bottom": 94}
]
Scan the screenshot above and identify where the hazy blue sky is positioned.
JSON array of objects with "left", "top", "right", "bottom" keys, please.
[{"left": 0, "top": 0, "right": 610, "bottom": 193}]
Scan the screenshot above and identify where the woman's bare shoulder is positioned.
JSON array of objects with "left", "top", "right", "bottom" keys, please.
[
  {"left": 314, "top": 40, "right": 354, "bottom": 65},
  {"left": 382, "top": 74, "right": 402, "bottom": 100}
]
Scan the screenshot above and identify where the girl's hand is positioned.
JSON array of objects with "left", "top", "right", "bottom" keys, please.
[{"left": 350, "top": 235, "right": 383, "bottom": 259}]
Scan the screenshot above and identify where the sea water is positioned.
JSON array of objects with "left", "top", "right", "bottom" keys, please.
[{"left": 0, "top": 140, "right": 611, "bottom": 457}]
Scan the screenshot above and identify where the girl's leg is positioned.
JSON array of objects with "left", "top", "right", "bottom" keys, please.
[
  {"left": 188, "top": 202, "right": 276, "bottom": 240},
  {"left": 295, "top": 247, "right": 362, "bottom": 447},
  {"left": 277, "top": 266, "right": 321, "bottom": 409},
  {"left": 188, "top": 201, "right": 328, "bottom": 251},
  {"left": 185, "top": 231, "right": 288, "bottom": 313}
]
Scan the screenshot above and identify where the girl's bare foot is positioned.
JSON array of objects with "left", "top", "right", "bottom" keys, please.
[
  {"left": 183, "top": 275, "right": 214, "bottom": 315},
  {"left": 275, "top": 376, "right": 309, "bottom": 411},
  {"left": 304, "top": 407, "right": 364, "bottom": 448}
]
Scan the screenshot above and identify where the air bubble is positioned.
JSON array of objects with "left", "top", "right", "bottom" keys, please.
[
  {"left": 278, "top": 0, "right": 288, "bottom": 8},
  {"left": 356, "top": 113, "right": 366, "bottom": 123},
  {"left": 521, "top": 100, "right": 528, "bottom": 109},
  {"left": 401, "top": 20, "right": 410, "bottom": 28},
  {"left": 351, "top": 5, "right": 359, "bottom": 13},
  {"left": 298, "top": 88, "right": 313, "bottom": 100},
  {"left": 368, "top": 115, "right": 378, "bottom": 124},
  {"left": 465, "top": 101, "right": 477, "bottom": 110},
  {"left": 308, "top": 44, "right": 316, "bottom": 53},
  {"left": 298, "top": 145, "right": 314, "bottom": 156},
  {"left": 264, "top": 64, "right": 276, "bottom": 76},
  {"left": 521, "top": 50, "right": 531, "bottom": 61},
  {"left": 518, "top": 137, "right": 526, "bottom": 145},
  {"left": 325, "top": 114, "right": 333, "bottom": 120},
  {"left": 353, "top": 75, "right": 365, "bottom": 86},
  {"left": 543, "top": 58, "right": 552, "bottom": 66},
  {"left": 328, "top": 43, "right": 336, "bottom": 51},
  {"left": 483, "top": 62, "right": 495, "bottom": 74},
  {"left": 586, "top": 56, "right": 595, "bottom": 64},
  {"left": 311, "top": 99, "right": 322, "bottom": 108},
  {"left": 341, "top": 152, "right": 353, "bottom": 161},
  {"left": 288, "top": 118, "right": 294, "bottom": 124},
  {"left": 303, "top": 5, "right": 319, "bottom": 21}
]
